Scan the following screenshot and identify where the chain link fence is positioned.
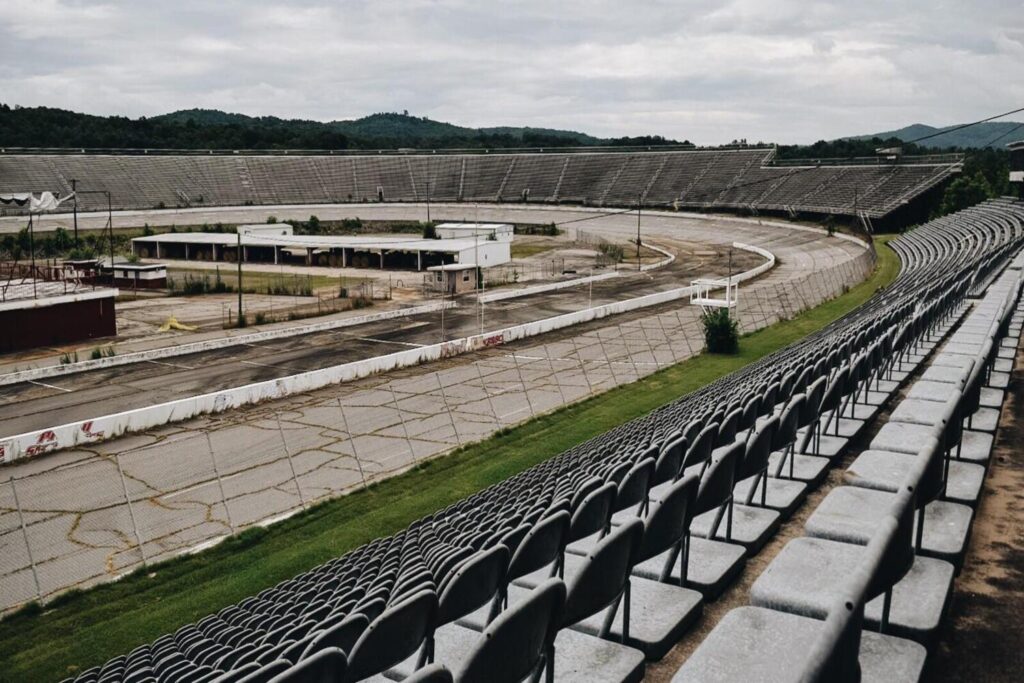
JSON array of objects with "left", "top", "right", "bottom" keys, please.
[{"left": 0, "top": 246, "right": 875, "bottom": 613}]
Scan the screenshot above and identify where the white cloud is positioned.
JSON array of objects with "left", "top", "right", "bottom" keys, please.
[{"left": 0, "top": 0, "right": 1021, "bottom": 144}]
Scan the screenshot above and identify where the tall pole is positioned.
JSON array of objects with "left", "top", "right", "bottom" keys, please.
[
  {"left": 426, "top": 196, "right": 431, "bottom": 223},
  {"left": 29, "top": 213, "right": 37, "bottom": 298},
  {"left": 107, "top": 192, "right": 114, "bottom": 276},
  {"left": 727, "top": 247, "right": 733, "bottom": 311},
  {"left": 71, "top": 179, "right": 79, "bottom": 249},
  {"left": 237, "top": 231, "right": 244, "bottom": 325},
  {"left": 476, "top": 231, "right": 482, "bottom": 334},
  {"left": 636, "top": 193, "right": 642, "bottom": 272}
]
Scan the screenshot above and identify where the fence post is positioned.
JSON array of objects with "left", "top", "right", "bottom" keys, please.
[
  {"left": 542, "top": 343, "right": 568, "bottom": 407},
  {"left": 474, "top": 358, "right": 502, "bottom": 430},
  {"left": 205, "top": 431, "right": 235, "bottom": 533},
  {"left": 594, "top": 328, "right": 621, "bottom": 387},
  {"left": 275, "top": 413, "right": 308, "bottom": 510},
  {"left": 9, "top": 476, "right": 42, "bottom": 601},
  {"left": 388, "top": 381, "right": 418, "bottom": 466},
  {"left": 113, "top": 452, "right": 149, "bottom": 567},
  {"left": 337, "top": 398, "right": 369, "bottom": 488},
  {"left": 617, "top": 323, "right": 643, "bottom": 380},
  {"left": 510, "top": 349, "right": 537, "bottom": 418},
  {"left": 435, "top": 371, "right": 462, "bottom": 447},
  {"left": 569, "top": 335, "right": 595, "bottom": 395}
]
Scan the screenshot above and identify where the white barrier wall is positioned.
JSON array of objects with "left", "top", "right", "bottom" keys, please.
[
  {"left": 0, "top": 237, "right": 815, "bottom": 464},
  {"left": 478, "top": 272, "right": 620, "bottom": 303},
  {"left": 0, "top": 300, "right": 457, "bottom": 387}
]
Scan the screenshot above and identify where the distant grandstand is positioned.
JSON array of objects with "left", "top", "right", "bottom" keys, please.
[{"left": 0, "top": 147, "right": 960, "bottom": 223}]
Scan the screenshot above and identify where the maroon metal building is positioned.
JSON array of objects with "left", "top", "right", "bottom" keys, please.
[{"left": 0, "top": 286, "right": 118, "bottom": 353}]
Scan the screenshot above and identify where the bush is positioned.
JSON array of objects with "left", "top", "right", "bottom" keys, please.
[
  {"left": 702, "top": 308, "right": 739, "bottom": 354},
  {"left": 598, "top": 243, "right": 624, "bottom": 262},
  {"left": 254, "top": 312, "right": 267, "bottom": 325},
  {"left": 266, "top": 215, "right": 277, "bottom": 224},
  {"left": 422, "top": 223, "right": 437, "bottom": 239}
]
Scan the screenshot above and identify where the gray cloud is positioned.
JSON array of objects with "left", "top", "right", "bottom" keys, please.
[{"left": 0, "top": 0, "right": 1021, "bottom": 144}]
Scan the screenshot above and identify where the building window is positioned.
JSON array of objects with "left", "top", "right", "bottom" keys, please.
[{"left": 463, "top": 271, "right": 470, "bottom": 282}]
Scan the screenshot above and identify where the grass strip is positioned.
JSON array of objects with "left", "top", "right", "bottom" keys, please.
[{"left": 0, "top": 237, "right": 898, "bottom": 682}]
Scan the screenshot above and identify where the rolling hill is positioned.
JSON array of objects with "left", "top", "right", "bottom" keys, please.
[{"left": 849, "top": 121, "right": 1024, "bottom": 149}]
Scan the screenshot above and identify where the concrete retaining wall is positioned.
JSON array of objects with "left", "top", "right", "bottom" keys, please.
[{"left": 0, "top": 300, "right": 456, "bottom": 387}]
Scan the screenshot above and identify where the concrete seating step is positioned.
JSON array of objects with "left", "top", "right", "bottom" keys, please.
[
  {"left": 690, "top": 504, "right": 781, "bottom": 555},
  {"left": 733, "top": 475, "right": 807, "bottom": 518},
  {"left": 803, "top": 486, "right": 973, "bottom": 567},
  {"left": 845, "top": 450, "right": 985, "bottom": 506},
  {"left": 749, "top": 537, "right": 955, "bottom": 644},
  {"left": 672, "top": 606, "right": 926, "bottom": 683},
  {"left": 767, "top": 451, "right": 830, "bottom": 484},
  {"left": 631, "top": 536, "right": 746, "bottom": 601}
]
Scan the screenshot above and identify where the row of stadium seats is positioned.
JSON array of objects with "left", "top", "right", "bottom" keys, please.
[
  {"left": 66, "top": 198, "right": 1024, "bottom": 683},
  {"left": 0, "top": 150, "right": 957, "bottom": 218}
]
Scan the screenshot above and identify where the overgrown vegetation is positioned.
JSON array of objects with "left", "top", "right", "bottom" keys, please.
[
  {"left": 88, "top": 346, "right": 115, "bottom": 360},
  {"left": 514, "top": 223, "right": 561, "bottom": 236},
  {"left": 0, "top": 237, "right": 899, "bottom": 682},
  {"left": 598, "top": 242, "right": 625, "bottom": 262},
  {"left": 702, "top": 308, "right": 740, "bottom": 354}
]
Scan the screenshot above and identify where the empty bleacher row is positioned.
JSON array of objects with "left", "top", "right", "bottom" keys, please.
[
  {"left": 67, "top": 196, "right": 1024, "bottom": 683},
  {"left": 0, "top": 150, "right": 958, "bottom": 220}
]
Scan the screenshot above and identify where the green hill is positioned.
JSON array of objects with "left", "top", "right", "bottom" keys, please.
[
  {"left": 0, "top": 105, "right": 658, "bottom": 150},
  {"left": 848, "top": 121, "right": 1024, "bottom": 149}
]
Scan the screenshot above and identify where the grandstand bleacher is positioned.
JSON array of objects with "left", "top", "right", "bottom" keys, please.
[
  {"left": 0, "top": 149, "right": 959, "bottom": 221},
  {"left": 66, "top": 197, "right": 1024, "bottom": 682}
]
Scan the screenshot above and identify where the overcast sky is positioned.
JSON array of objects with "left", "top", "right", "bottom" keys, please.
[{"left": 1, "top": 0, "right": 1022, "bottom": 144}]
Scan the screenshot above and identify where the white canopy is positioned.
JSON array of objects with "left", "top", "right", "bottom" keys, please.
[{"left": 0, "top": 191, "right": 75, "bottom": 212}]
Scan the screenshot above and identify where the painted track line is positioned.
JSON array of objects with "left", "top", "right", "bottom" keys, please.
[{"left": 27, "top": 379, "right": 71, "bottom": 393}]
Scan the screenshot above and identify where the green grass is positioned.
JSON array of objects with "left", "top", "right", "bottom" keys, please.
[
  {"left": 0, "top": 237, "right": 898, "bottom": 682},
  {"left": 510, "top": 243, "right": 557, "bottom": 259},
  {"left": 166, "top": 267, "right": 339, "bottom": 294}
]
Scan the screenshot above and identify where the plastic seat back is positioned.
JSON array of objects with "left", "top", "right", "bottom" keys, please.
[
  {"left": 692, "top": 441, "right": 743, "bottom": 518},
  {"left": 654, "top": 435, "right": 687, "bottom": 485},
  {"left": 437, "top": 545, "right": 510, "bottom": 626},
  {"left": 299, "top": 614, "right": 368, "bottom": 661},
  {"left": 562, "top": 519, "right": 643, "bottom": 627},
  {"left": 344, "top": 589, "right": 438, "bottom": 682},
  {"left": 268, "top": 647, "right": 345, "bottom": 683},
  {"left": 635, "top": 473, "right": 699, "bottom": 565},
  {"left": 736, "top": 416, "right": 779, "bottom": 484},
  {"left": 508, "top": 510, "right": 570, "bottom": 580},
  {"left": 456, "top": 578, "right": 567, "bottom": 683},
  {"left": 567, "top": 482, "right": 616, "bottom": 543},
  {"left": 613, "top": 457, "right": 655, "bottom": 513}
]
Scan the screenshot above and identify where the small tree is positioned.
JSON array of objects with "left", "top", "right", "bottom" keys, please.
[
  {"left": 936, "top": 172, "right": 992, "bottom": 217},
  {"left": 702, "top": 308, "right": 739, "bottom": 354}
]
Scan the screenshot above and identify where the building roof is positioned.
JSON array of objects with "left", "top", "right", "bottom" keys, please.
[
  {"left": 132, "top": 232, "right": 490, "bottom": 253},
  {"left": 435, "top": 222, "right": 513, "bottom": 230},
  {"left": 108, "top": 262, "right": 166, "bottom": 271},
  {"left": 427, "top": 263, "right": 478, "bottom": 271}
]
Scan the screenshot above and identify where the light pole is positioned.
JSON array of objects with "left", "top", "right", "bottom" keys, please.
[
  {"left": 71, "top": 179, "right": 79, "bottom": 249},
  {"left": 636, "top": 193, "right": 642, "bottom": 272},
  {"left": 237, "top": 231, "right": 244, "bottom": 326}
]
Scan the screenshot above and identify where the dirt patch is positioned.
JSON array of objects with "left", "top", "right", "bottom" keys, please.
[{"left": 924, "top": 340, "right": 1024, "bottom": 681}]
